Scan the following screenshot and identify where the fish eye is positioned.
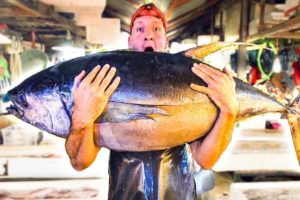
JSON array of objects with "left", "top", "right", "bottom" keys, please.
[{"left": 17, "top": 92, "right": 28, "bottom": 108}]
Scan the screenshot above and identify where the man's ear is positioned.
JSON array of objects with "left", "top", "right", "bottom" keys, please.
[
  {"left": 128, "top": 36, "right": 133, "bottom": 49},
  {"left": 165, "top": 37, "right": 169, "bottom": 49}
]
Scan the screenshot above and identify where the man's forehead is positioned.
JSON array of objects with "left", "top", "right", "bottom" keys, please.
[{"left": 133, "top": 16, "right": 164, "bottom": 26}]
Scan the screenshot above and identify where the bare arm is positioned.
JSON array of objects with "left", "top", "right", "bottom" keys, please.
[
  {"left": 65, "top": 64, "right": 120, "bottom": 171},
  {"left": 189, "top": 63, "right": 239, "bottom": 170}
]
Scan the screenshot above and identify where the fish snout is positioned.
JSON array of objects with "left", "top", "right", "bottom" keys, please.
[
  {"left": 6, "top": 90, "right": 26, "bottom": 118},
  {"left": 9, "top": 91, "right": 28, "bottom": 109},
  {"left": 6, "top": 104, "right": 24, "bottom": 118}
]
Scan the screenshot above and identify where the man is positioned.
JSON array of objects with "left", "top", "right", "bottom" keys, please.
[{"left": 65, "top": 3, "right": 238, "bottom": 200}]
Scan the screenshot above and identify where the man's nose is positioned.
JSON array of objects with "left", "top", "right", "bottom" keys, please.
[
  {"left": 144, "top": 35, "right": 153, "bottom": 41},
  {"left": 144, "top": 29, "right": 153, "bottom": 41}
]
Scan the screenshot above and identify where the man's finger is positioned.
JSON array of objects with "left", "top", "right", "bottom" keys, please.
[
  {"left": 192, "top": 65, "right": 214, "bottom": 84},
  {"left": 194, "top": 63, "right": 223, "bottom": 78},
  {"left": 74, "top": 70, "right": 85, "bottom": 85},
  {"left": 190, "top": 83, "right": 211, "bottom": 96},
  {"left": 81, "top": 65, "right": 101, "bottom": 85},
  {"left": 99, "top": 67, "right": 117, "bottom": 92},
  {"left": 104, "top": 77, "right": 121, "bottom": 97},
  {"left": 93, "top": 64, "right": 110, "bottom": 86},
  {"left": 223, "top": 66, "right": 234, "bottom": 80},
  {"left": 73, "top": 70, "right": 86, "bottom": 92}
]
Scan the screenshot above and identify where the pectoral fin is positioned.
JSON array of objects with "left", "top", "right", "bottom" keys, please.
[{"left": 96, "top": 102, "right": 169, "bottom": 123}]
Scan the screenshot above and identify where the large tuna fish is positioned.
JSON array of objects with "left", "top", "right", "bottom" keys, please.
[{"left": 5, "top": 43, "right": 300, "bottom": 164}]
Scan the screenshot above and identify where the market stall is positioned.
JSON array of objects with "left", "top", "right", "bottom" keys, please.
[{"left": 0, "top": 0, "right": 300, "bottom": 200}]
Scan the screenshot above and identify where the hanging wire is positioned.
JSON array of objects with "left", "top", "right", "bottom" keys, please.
[{"left": 256, "top": 41, "right": 277, "bottom": 83}]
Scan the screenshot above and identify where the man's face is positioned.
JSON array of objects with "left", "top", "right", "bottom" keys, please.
[{"left": 129, "top": 16, "right": 168, "bottom": 52}]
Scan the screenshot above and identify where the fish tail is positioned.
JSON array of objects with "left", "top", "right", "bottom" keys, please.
[{"left": 286, "top": 95, "right": 300, "bottom": 165}]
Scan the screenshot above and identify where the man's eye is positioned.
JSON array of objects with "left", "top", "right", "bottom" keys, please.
[
  {"left": 154, "top": 27, "right": 160, "bottom": 32},
  {"left": 137, "top": 27, "right": 144, "bottom": 32}
]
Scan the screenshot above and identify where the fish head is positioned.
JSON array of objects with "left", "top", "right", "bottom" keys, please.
[{"left": 6, "top": 76, "right": 72, "bottom": 138}]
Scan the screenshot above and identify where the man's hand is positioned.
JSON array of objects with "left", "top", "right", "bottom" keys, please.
[
  {"left": 72, "top": 64, "right": 121, "bottom": 129},
  {"left": 190, "top": 63, "right": 239, "bottom": 115},
  {"left": 65, "top": 64, "right": 120, "bottom": 171},
  {"left": 189, "top": 63, "right": 239, "bottom": 169}
]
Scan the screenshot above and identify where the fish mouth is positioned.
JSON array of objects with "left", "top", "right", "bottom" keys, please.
[
  {"left": 144, "top": 47, "right": 154, "bottom": 52},
  {"left": 6, "top": 104, "right": 24, "bottom": 118}
]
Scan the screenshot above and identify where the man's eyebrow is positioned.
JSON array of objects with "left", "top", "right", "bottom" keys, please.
[
  {"left": 134, "top": 21, "right": 144, "bottom": 25},
  {"left": 152, "top": 21, "right": 163, "bottom": 26},
  {"left": 134, "top": 20, "right": 163, "bottom": 26}
]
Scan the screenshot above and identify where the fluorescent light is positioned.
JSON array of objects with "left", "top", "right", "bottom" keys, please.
[
  {"left": 0, "top": 33, "right": 11, "bottom": 44},
  {"left": 51, "top": 42, "right": 83, "bottom": 52},
  {"left": 51, "top": 31, "right": 85, "bottom": 60}
]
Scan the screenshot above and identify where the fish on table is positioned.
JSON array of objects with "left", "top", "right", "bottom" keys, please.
[{"left": 5, "top": 43, "right": 300, "bottom": 164}]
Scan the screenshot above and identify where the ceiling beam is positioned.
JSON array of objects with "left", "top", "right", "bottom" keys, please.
[
  {"left": 6, "top": 0, "right": 85, "bottom": 37},
  {"left": 0, "top": 17, "right": 67, "bottom": 28},
  {"left": 167, "top": 24, "right": 189, "bottom": 41},
  {"left": 120, "top": 23, "right": 130, "bottom": 33},
  {"left": 0, "top": 7, "right": 39, "bottom": 17},
  {"left": 105, "top": 7, "right": 131, "bottom": 27},
  {"left": 167, "top": 0, "right": 220, "bottom": 32},
  {"left": 165, "top": 0, "right": 179, "bottom": 20},
  {"left": 267, "top": 31, "right": 300, "bottom": 39},
  {"left": 106, "top": 0, "right": 138, "bottom": 18},
  {"left": 168, "top": 0, "right": 237, "bottom": 41},
  {"left": 105, "top": 8, "right": 131, "bottom": 34},
  {"left": 6, "top": 0, "right": 41, "bottom": 16},
  {"left": 155, "top": 0, "right": 173, "bottom": 16},
  {"left": 215, "top": 0, "right": 239, "bottom": 12},
  {"left": 247, "top": 13, "right": 300, "bottom": 42},
  {"left": 11, "top": 26, "right": 69, "bottom": 33}
]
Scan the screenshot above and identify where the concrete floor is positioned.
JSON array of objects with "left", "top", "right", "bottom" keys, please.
[
  {"left": 200, "top": 172, "right": 233, "bottom": 200},
  {"left": 2, "top": 171, "right": 300, "bottom": 199}
]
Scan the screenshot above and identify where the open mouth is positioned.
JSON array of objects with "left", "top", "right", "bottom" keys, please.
[
  {"left": 144, "top": 47, "right": 154, "bottom": 52},
  {"left": 6, "top": 104, "right": 23, "bottom": 118}
]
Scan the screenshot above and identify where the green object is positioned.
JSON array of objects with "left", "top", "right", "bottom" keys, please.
[
  {"left": 256, "top": 41, "right": 277, "bottom": 83},
  {"left": 0, "top": 54, "right": 10, "bottom": 79}
]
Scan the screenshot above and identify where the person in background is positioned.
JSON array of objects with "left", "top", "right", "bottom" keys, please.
[
  {"left": 292, "top": 59, "right": 300, "bottom": 93},
  {"left": 65, "top": 3, "right": 239, "bottom": 200},
  {"left": 249, "top": 65, "right": 261, "bottom": 85}
]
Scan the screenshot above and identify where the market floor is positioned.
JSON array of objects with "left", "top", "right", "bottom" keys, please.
[{"left": 199, "top": 172, "right": 232, "bottom": 200}]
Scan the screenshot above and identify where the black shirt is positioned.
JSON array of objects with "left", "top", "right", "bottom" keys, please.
[{"left": 108, "top": 144, "right": 197, "bottom": 200}]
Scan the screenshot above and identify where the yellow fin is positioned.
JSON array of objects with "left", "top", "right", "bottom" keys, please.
[
  {"left": 182, "top": 42, "right": 237, "bottom": 60},
  {"left": 181, "top": 42, "right": 260, "bottom": 60}
]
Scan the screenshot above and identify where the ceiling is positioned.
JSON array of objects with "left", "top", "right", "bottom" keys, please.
[
  {"left": 0, "top": 0, "right": 228, "bottom": 47},
  {"left": 103, "top": 0, "right": 222, "bottom": 40},
  {"left": 0, "top": 0, "right": 299, "bottom": 48}
]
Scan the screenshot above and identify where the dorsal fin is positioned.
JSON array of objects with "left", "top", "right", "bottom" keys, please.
[{"left": 177, "top": 42, "right": 239, "bottom": 60}]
